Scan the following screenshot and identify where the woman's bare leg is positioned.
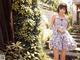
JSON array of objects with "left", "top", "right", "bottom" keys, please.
[
  {"left": 53, "top": 48, "right": 59, "bottom": 60},
  {"left": 60, "top": 49, "right": 66, "bottom": 60}
]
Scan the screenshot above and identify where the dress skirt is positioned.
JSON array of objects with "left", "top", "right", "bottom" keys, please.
[{"left": 49, "top": 30, "right": 77, "bottom": 51}]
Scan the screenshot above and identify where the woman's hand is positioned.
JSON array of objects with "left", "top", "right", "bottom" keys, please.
[{"left": 57, "top": 28, "right": 65, "bottom": 34}]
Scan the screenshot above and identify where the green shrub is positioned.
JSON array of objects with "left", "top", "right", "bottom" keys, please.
[
  {"left": 5, "top": 0, "right": 49, "bottom": 60},
  {"left": 40, "top": 0, "right": 59, "bottom": 11}
]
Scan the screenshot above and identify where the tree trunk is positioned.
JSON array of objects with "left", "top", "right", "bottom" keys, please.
[{"left": 0, "top": 0, "right": 14, "bottom": 50}]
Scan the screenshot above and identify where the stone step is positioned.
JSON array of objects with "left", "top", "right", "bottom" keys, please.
[
  {"left": 75, "top": 39, "right": 80, "bottom": 43},
  {"left": 77, "top": 43, "right": 80, "bottom": 47},
  {"left": 69, "top": 48, "right": 80, "bottom": 53},
  {"left": 46, "top": 49, "right": 80, "bottom": 59},
  {"left": 71, "top": 35, "right": 80, "bottom": 38},
  {"left": 70, "top": 33, "right": 80, "bottom": 35},
  {"left": 75, "top": 48, "right": 80, "bottom": 52},
  {"left": 66, "top": 52, "right": 80, "bottom": 59}
]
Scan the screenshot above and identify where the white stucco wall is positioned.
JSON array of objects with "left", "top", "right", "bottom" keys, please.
[
  {"left": 72, "top": 4, "right": 77, "bottom": 25},
  {"left": 73, "top": 0, "right": 80, "bottom": 4},
  {"left": 72, "top": 0, "right": 80, "bottom": 25}
]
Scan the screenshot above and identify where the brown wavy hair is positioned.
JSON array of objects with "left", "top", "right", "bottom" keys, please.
[{"left": 57, "top": 3, "right": 68, "bottom": 14}]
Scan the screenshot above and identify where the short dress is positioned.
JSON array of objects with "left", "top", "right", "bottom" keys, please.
[{"left": 49, "top": 15, "right": 77, "bottom": 51}]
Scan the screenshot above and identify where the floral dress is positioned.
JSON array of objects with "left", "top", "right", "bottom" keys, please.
[{"left": 49, "top": 15, "right": 77, "bottom": 51}]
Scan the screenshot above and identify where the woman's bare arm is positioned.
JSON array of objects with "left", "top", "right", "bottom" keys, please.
[{"left": 50, "top": 15, "right": 56, "bottom": 29}]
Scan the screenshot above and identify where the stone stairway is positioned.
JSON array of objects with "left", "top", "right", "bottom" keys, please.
[
  {"left": 45, "top": 33, "right": 80, "bottom": 60},
  {"left": 68, "top": 33, "right": 80, "bottom": 60}
]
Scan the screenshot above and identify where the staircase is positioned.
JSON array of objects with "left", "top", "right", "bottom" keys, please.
[
  {"left": 68, "top": 33, "right": 80, "bottom": 60},
  {"left": 45, "top": 32, "right": 80, "bottom": 60}
]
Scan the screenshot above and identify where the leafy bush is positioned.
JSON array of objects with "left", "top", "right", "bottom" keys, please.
[
  {"left": 5, "top": 41, "right": 43, "bottom": 60},
  {"left": 40, "top": 0, "right": 59, "bottom": 11},
  {"left": 5, "top": 0, "right": 49, "bottom": 60}
]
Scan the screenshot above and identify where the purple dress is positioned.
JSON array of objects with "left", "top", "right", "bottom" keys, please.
[{"left": 49, "top": 15, "right": 77, "bottom": 51}]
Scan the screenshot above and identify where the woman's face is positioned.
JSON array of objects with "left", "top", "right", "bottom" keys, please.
[{"left": 59, "top": 8, "right": 66, "bottom": 14}]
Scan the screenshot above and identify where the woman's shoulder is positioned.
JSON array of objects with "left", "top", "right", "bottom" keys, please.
[{"left": 52, "top": 12, "right": 58, "bottom": 19}]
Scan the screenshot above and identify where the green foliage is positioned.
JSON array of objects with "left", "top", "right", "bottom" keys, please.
[
  {"left": 67, "top": 12, "right": 73, "bottom": 26},
  {"left": 67, "top": 12, "right": 80, "bottom": 33},
  {"left": 6, "top": 41, "right": 23, "bottom": 60},
  {"left": 67, "top": 26, "right": 73, "bottom": 33},
  {"left": 40, "top": 0, "right": 59, "bottom": 11},
  {"left": 5, "top": 41, "right": 41, "bottom": 60},
  {"left": 5, "top": 0, "right": 49, "bottom": 60},
  {"left": 66, "top": 12, "right": 73, "bottom": 33}
]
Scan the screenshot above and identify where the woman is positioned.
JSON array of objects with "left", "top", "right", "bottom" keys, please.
[{"left": 49, "top": 3, "right": 77, "bottom": 60}]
